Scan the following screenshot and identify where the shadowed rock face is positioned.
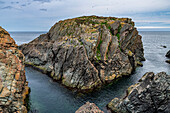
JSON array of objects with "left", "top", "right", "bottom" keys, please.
[
  {"left": 166, "top": 50, "right": 170, "bottom": 64},
  {"left": 20, "top": 16, "right": 145, "bottom": 91},
  {"left": 76, "top": 102, "right": 104, "bottom": 113},
  {"left": 0, "top": 27, "right": 29, "bottom": 113},
  {"left": 108, "top": 72, "right": 170, "bottom": 113},
  {"left": 166, "top": 50, "right": 170, "bottom": 58}
]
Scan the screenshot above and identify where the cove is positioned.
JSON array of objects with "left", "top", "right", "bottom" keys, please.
[{"left": 26, "top": 31, "right": 170, "bottom": 113}]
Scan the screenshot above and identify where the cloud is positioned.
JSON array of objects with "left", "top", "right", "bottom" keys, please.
[
  {"left": 40, "top": 8, "right": 47, "bottom": 11},
  {"left": 0, "top": 0, "right": 170, "bottom": 31},
  {"left": 1, "top": 6, "right": 13, "bottom": 9},
  {"left": 33, "top": 0, "right": 51, "bottom": 3},
  {"left": 0, "top": 1, "right": 4, "bottom": 4},
  {"left": 21, "top": 4, "right": 26, "bottom": 7},
  {"left": 11, "top": 1, "right": 19, "bottom": 4}
]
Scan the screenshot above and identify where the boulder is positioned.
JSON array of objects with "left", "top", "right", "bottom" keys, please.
[
  {"left": 0, "top": 26, "right": 29, "bottom": 113},
  {"left": 76, "top": 102, "right": 104, "bottom": 113},
  {"left": 20, "top": 16, "right": 145, "bottom": 91},
  {"left": 108, "top": 72, "right": 170, "bottom": 113}
]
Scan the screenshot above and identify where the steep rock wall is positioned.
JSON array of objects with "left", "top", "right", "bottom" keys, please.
[{"left": 0, "top": 27, "right": 29, "bottom": 113}]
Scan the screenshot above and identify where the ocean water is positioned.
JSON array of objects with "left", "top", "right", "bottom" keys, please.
[
  {"left": 9, "top": 32, "right": 46, "bottom": 45},
  {"left": 10, "top": 31, "right": 170, "bottom": 113}
]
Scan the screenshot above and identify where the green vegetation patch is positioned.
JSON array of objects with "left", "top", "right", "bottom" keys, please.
[{"left": 96, "top": 32, "right": 103, "bottom": 60}]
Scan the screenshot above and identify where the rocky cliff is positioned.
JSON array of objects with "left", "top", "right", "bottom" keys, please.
[
  {"left": 20, "top": 16, "right": 145, "bottom": 91},
  {"left": 108, "top": 72, "right": 170, "bottom": 113},
  {"left": 0, "top": 27, "right": 29, "bottom": 113}
]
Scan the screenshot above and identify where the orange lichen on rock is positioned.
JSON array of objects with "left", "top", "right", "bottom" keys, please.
[{"left": 0, "top": 26, "right": 29, "bottom": 113}]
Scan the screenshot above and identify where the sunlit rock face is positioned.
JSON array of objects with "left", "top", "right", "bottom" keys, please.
[
  {"left": 108, "top": 72, "right": 170, "bottom": 113},
  {"left": 76, "top": 102, "right": 104, "bottom": 113},
  {"left": 0, "top": 26, "right": 29, "bottom": 113},
  {"left": 20, "top": 16, "right": 145, "bottom": 91}
]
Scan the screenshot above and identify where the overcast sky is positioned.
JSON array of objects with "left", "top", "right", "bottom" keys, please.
[{"left": 0, "top": 0, "right": 170, "bottom": 31}]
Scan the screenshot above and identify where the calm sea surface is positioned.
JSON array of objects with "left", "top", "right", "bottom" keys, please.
[{"left": 10, "top": 31, "right": 170, "bottom": 113}]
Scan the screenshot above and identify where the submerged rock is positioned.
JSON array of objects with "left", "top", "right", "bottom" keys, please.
[
  {"left": 108, "top": 72, "right": 170, "bottom": 113},
  {"left": 20, "top": 16, "right": 145, "bottom": 91},
  {"left": 0, "top": 26, "right": 29, "bottom": 112},
  {"left": 76, "top": 102, "right": 104, "bottom": 113},
  {"left": 160, "top": 45, "right": 167, "bottom": 48}
]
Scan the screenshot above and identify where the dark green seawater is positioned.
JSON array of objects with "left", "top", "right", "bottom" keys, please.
[{"left": 10, "top": 31, "right": 170, "bottom": 113}]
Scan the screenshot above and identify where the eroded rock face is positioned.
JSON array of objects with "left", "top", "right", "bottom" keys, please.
[
  {"left": 20, "top": 16, "right": 145, "bottom": 91},
  {"left": 76, "top": 102, "right": 104, "bottom": 113},
  {"left": 108, "top": 72, "right": 170, "bottom": 113},
  {"left": 0, "top": 26, "right": 29, "bottom": 113}
]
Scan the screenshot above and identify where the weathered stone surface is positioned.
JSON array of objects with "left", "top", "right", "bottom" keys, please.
[
  {"left": 108, "top": 72, "right": 170, "bottom": 113},
  {"left": 0, "top": 26, "right": 29, "bottom": 113},
  {"left": 20, "top": 16, "right": 145, "bottom": 91},
  {"left": 166, "top": 50, "right": 170, "bottom": 58},
  {"left": 76, "top": 102, "right": 104, "bottom": 113}
]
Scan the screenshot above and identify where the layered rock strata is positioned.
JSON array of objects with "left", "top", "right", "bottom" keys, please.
[
  {"left": 0, "top": 27, "right": 29, "bottom": 113},
  {"left": 20, "top": 16, "right": 145, "bottom": 91},
  {"left": 76, "top": 102, "right": 104, "bottom": 113},
  {"left": 108, "top": 72, "right": 170, "bottom": 113}
]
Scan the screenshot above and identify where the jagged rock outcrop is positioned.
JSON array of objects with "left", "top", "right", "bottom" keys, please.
[
  {"left": 0, "top": 27, "right": 29, "bottom": 113},
  {"left": 108, "top": 72, "right": 170, "bottom": 113},
  {"left": 166, "top": 60, "right": 170, "bottom": 64},
  {"left": 166, "top": 50, "right": 170, "bottom": 58},
  {"left": 166, "top": 50, "right": 170, "bottom": 64},
  {"left": 76, "top": 102, "right": 104, "bottom": 113},
  {"left": 20, "top": 16, "right": 145, "bottom": 91}
]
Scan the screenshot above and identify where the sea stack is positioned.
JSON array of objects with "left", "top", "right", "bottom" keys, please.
[
  {"left": 0, "top": 27, "right": 29, "bottom": 112},
  {"left": 20, "top": 16, "right": 145, "bottom": 91},
  {"left": 108, "top": 72, "right": 170, "bottom": 113}
]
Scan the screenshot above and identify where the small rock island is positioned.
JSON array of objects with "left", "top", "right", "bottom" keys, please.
[
  {"left": 166, "top": 50, "right": 170, "bottom": 64},
  {"left": 20, "top": 16, "right": 145, "bottom": 91},
  {"left": 0, "top": 27, "right": 29, "bottom": 113}
]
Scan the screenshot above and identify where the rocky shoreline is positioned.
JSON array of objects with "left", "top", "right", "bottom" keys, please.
[
  {"left": 20, "top": 16, "right": 145, "bottom": 91},
  {"left": 0, "top": 27, "right": 29, "bottom": 113},
  {"left": 76, "top": 72, "right": 170, "bottom": 113},
  {"left": 107, "top": 72, "right": 170, "bottom": 113}
]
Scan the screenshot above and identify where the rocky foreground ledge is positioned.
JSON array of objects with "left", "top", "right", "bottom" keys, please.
[
  {"left": 76, "top": 72, "right": 170, "bottom": 113},
  {"left": 20, "top": 16, "right": 145, "bottom": 91},
  {"left": 108, "top": 72, "right": 170, "bottom": 113},
  {"left": 0, "top": 27, "right": 29, "bottom": 112}
]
